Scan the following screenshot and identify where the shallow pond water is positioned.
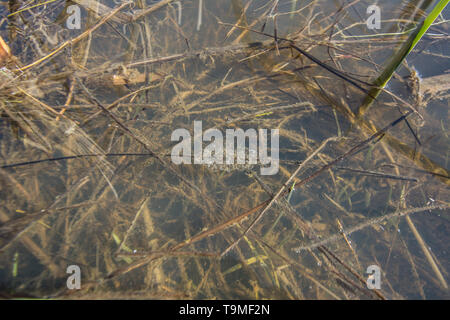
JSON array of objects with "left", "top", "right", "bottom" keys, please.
[{"left": 0, "top": 0, "right": 448, "bottom": 299}]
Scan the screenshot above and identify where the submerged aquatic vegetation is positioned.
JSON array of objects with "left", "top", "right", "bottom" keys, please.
[{"left": 0, "top": 0, "right": 448, "bottom": 300}]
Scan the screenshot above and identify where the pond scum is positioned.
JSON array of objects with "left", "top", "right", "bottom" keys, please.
[{"left": 0, "top": 0, "right": 449, "bottom": 299}]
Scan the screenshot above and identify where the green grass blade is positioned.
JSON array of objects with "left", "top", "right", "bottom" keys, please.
[
  {"left": 409, "top": 0, "right": 449, "bottom": 54},
  {"left": 357, "top": 0, "right": 449, "bottom": 117}
]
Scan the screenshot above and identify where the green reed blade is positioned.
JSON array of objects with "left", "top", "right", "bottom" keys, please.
[{"left": 357, "top": 0, "right": 449, "bottom": 117}]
